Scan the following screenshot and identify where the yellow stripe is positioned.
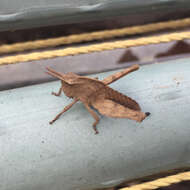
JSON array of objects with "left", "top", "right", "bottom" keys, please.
[
  {"left": 1, "top": 31, "right": 190, "bottom": 65},
  {"left": 120, "top": 171, "right": 190, "bottom": 190},
  {"left": 1, "top": 17, "right": 190, "bottom": 54}
]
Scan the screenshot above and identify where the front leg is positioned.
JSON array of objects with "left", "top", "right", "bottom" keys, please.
[
  {"left": 52, "top": 82, "right": 63, "bottom": 96},
  {"left": 83, "top": 103, "right": 100, "bottom": 134},
  {"left": 49, "top": 99, "right": 78, "bottom": 124}
]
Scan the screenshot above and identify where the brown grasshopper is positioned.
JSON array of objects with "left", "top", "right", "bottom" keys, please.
[{"left": 46, "top": 65, "right": 150, "bottom": 134}]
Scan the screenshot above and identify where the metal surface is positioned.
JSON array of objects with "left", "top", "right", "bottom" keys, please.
[
  {"left": 0, "top": 59, "right": 190, "bottom": 190},
  {"left": 1, "top": 0, "right": 190, "bottom": 31}
]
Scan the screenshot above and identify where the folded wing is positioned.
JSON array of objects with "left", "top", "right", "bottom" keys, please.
[{"left": 92, "top": 99, "right": 146, "bottom": 122}]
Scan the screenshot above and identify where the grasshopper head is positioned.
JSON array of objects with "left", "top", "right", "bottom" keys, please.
[
  {"left": 61, "top": 72, "right": 81, "bottom": 85},
  {"left": 46, "top": 67, "right": 81, "bottom": 85}
]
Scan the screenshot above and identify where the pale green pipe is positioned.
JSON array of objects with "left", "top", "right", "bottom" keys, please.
[{"left": 0, "top": 59, "right": 190, "bottom": 190}]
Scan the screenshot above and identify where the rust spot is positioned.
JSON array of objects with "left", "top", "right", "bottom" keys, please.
[
  {"left": 118, "top": 49, "right": 139, "bottom": 64},
  {"left": 156, "top": 40, "right": 190, "bottom": 58},
  {"left": 173, "top": 76, "right": 183, "bottom": 85}
]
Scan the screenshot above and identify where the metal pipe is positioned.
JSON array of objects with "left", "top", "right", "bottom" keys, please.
[{"left": 0, "top": 59, "right": 190, "bottom": 190}]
